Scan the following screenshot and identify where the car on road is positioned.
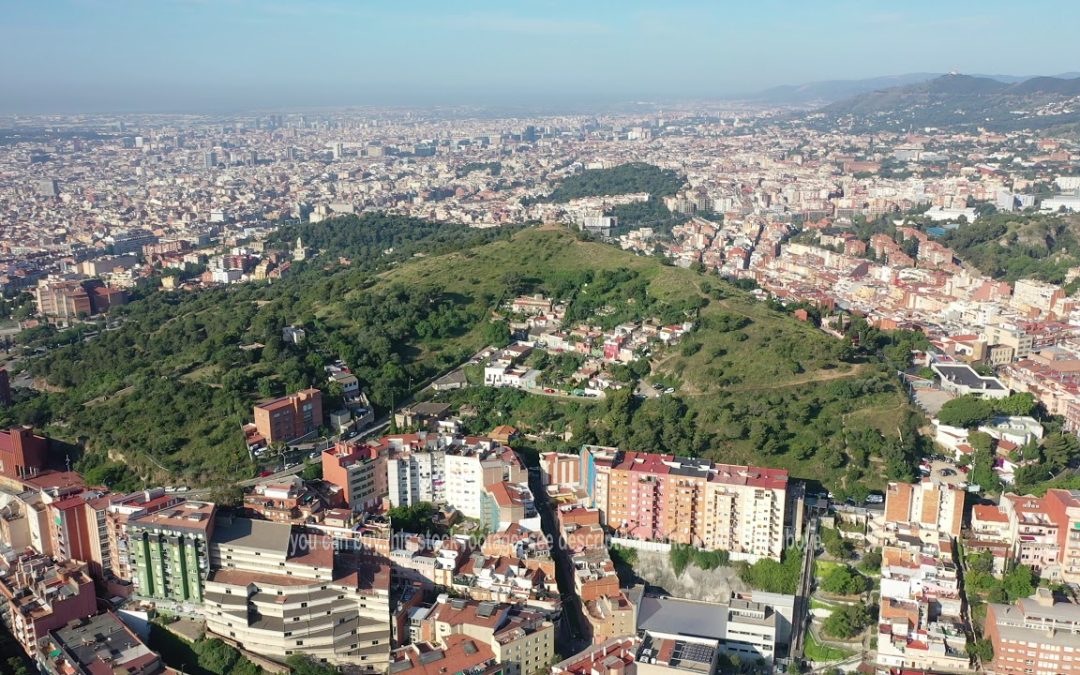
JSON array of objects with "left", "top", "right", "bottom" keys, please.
[
  {"left": 258, "top": 470, "right": 273, "bottom": 477},
  {"left": 543, "top": 388, "right": 556, "bottom": 394},
  {"left": 285, "top": 462, "right": 299, "bottom": 470},
  {"left": 939, "top": 468, "right": 957, "bottom": 477}
]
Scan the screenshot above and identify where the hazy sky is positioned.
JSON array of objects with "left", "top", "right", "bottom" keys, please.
[{"left": 4, "top": 0, "right": 1079, "bottom": 113}]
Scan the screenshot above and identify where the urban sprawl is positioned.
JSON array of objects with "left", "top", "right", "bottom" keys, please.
[{"left": 3, "top": 106, "right": 1080, "bottom": 675}]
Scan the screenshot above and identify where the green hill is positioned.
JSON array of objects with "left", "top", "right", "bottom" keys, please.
[
  {"left": 543, "top": 162, "right": 684, "bottom": 203},
  {"left": 376, "top": 227, "right": 921, "bottom": 494},
  {"left": 936, "top": 211, "right": 1080, "bottom": 283},
  {"left": 6, "top": 220, "right": 921, "bottom": 496}
]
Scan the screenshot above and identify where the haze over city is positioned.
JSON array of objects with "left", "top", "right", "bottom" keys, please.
[{"left": 4, "top": 0, "right": 1080, "bottom": 112}]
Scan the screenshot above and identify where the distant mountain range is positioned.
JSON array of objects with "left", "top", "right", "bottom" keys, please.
[
  {"left": 745, "top": 72, "right": 1080, "bottom": 106},
  {"left": 810, "top": 73, "right": 1080, "bottom": 132}
]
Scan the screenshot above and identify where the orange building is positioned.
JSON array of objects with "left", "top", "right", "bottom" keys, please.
[
  {"left": 321, "top": 440, "right": 387, "bottom": 510},
  {"left": 883, "top": 479, "right": 965, "bottom": 539},
  {"left": 0, "top": 426, "right": 48, "bottom": 480},
  {"left": 253, "top": 387, "right": 322, "bottom": 443}
]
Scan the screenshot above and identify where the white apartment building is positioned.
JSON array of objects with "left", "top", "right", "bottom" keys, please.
[
  {"left": 203, "top": 517, "right": 391, "bottom": 669},
  {"left": 387, "top": 449, "right": 445, "bottom": 508},
  {"left": 385, "top": 435, "right": 527, "bottom": 520}
]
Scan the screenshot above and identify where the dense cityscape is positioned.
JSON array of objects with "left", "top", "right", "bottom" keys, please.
[{"left": 5, "top": 3, "right": 1080, "bottom": 675}]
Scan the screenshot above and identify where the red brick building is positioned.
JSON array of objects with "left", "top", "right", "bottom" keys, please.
[
  {"left": 253, "top": 387, "right": 323, "bottom": 444},
  {"left": 986, "top": 588, "right": 1080, "bottom": 675},
  {"left": 0, "top": 426, "right": 48, "bottom": 480}
]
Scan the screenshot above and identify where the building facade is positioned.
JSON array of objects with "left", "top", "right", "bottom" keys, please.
[
  {"left": 579, "top": 446, "right": 788, "bottom": 561},
  {"left": 203, "top": 517, "right": 391, "bottom": 669},
  {"left": 253, "top": 388, "right": 323, "bottom": 444},
  {"left": 126, "top": 500, "right": 216, "bottom": 603},
  {"left": 986, "top": 588, "right": 1080, "bottom": 675}
]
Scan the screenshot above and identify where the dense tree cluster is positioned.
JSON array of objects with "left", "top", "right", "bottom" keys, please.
[
  {"left": 938, "top": 212, "right": 1080, "bottom": 283},
  {"left": 387, "top": 502, "right": 444, "bottom": 535},
  {"left": 669, "top": 544, "right": 730, "bottom": 576},
  {"left": 737, "top": 547, "right": 803, "bottom": 594},
  {"left": 965, "top": 552, "right": 1036, "bottom": 603},
  {"left": 936, "top": 393, "right": 1038, "bottom": 428},
  {"left": 543, "top": 162, "right": 684, "bottom": 203},
  {"left": 147, "top": 624, "right": 261, "bottom": 675},
  {"left": 820, "top": 565, "right": 869, "bottom": 595},
  {"left": 819, "top": 527, "right": 854, "bottom": 560},
  {"left": 267, "top": 212, "right": 516, "bottom": 263},
  {"left": 456, "top": 161, "right": 502, "bottom": 177},
  {"left": 4, "top": 215, "right": 519, "bottom": 486},
  {"left": 822, "top": 604, "right": 873, "bottom": 639}
]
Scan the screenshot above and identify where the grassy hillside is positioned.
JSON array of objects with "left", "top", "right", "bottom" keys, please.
[
  {"left": 383, "top": 227, "right": 920, "bottom": 494},
  {"left": 7, "top": 222, "right": 920, "bottom": 496}
]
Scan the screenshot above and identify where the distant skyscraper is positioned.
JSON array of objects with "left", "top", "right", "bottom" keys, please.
[
  {"left": 332, "top": 142, "right": 344, "bottom": 160},
  {"left": 203, "top": 151, "right": 217, "bottom": 170}
]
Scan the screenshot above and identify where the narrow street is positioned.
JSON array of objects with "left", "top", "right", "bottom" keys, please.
[{"left": 791, "top": 515, "right": 819, "bottom": 661}]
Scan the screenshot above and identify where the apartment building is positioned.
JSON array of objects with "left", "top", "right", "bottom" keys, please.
[
  {"left": 883, "top": 479, "right": 965, "bottom": 540},
  {"left": 45, "top": 489, "right": 112, "bottom": 580},
  {"left": 552, "top": 636, "right": 638, "bottom": 674},
  {"left": 389, "top": 633, "right": 507, "bottom": 674},
  {"left": 1045, "top": 488, "right": 1080, "bottom": 583},
  {"left": 105, "top": 489, "right": 184, "bottom": 583},
  {"left": 33, "top": 276, "right": 126, "bottom": 322},
  {"left": 252, "top": 388, "right": 323, "bottom": 444},
  {"left": 204, "top": 516, "right": 390, "bottom": 669},
  {"left": 1000, "top": 493, "right": 1063, "bottom": 579},
  {"left": 0, "top": 426, "right": 48, "bottom": 480},
  {"left": 375, "top": 433, "right": 528, "bottom": 520},
  {"left": 539, "top": 451, "right": 580, "bottom": 486},
  {"left": 126, "top": 500, "right": 216, "bottom": 603},
  {"left": 986, "top": 587, "right": 1080, "bottom": 675},
  {"left": 984, "top": 321, "right": 1035, "bottom": 361},
  {"left": 1011, "top": 279, "right": 1065, "bottom": 317},
  {"left": 579, "top": 446, "right": 788, "bottom": 561},
  {"left": 0, "top": 489, "right": 53, "bottom": 555},
  {"left": 387, "top": 444, "right": 445, "bottom": 508},
  {"left": 878, "top": 478, "right": 971, "bottom": 672},
  {"left": 417, "top": 595, "right": 555, "bottom": 675},
  {"left": 0, "top": 553, "right": 96, "bottom": 660},
  {"left": 37, "top": 611, "right": 164, "bottom": 675},
  {"left": 321, "top": 441, "right": 387, "bottom": 510}
]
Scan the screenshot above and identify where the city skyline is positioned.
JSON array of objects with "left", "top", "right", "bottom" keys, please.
[{"left": 4, "top": 0, "right": 1080, "bottom": 113}]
